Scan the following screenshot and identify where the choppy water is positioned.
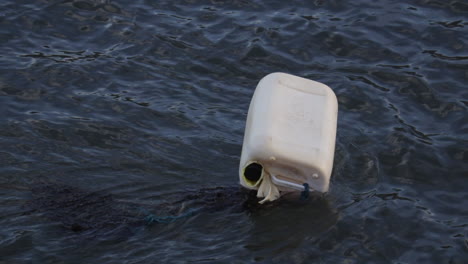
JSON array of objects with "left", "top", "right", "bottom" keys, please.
[{"left": 1, "top": 0, "right": 467, "bottom": 263}]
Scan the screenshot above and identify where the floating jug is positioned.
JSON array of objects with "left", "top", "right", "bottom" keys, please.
[{"left": 239, "top": 72, "right": 338, "bottom": 203}]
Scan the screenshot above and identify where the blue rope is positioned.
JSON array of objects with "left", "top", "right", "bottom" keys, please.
[
  {"left": 300, "top": 183, "right": 309, "bottom": 200},
  {"left": 140, "top": 207, "right": 200, "bottom": 225}
]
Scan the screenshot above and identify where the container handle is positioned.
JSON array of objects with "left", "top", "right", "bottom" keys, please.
[{"left": 270, "top": 174, "right": 311, "bottom": 192}]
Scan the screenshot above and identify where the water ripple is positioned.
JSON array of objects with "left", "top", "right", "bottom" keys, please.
[{"left": 0, "top": 0, "right": 467, "bottom": 263}]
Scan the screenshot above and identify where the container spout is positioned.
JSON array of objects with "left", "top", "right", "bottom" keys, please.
[
  {"left": 242, "top": 162, "right": 263, "bottom": 187},
  {"left": 242, "top": 162, "right": 281, "bottom": 203}
]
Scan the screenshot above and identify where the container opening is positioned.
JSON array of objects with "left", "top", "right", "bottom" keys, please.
[{"left": 244, "top": 162, "right": 263, "bottom": 185}]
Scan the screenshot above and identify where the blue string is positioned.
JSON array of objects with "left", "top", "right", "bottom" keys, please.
[
  {"left": 140, "top": 207, "right": 201, "bottom": 225},
  {"left": 300, "top": 183, "right": 309, "bottom": 200}
]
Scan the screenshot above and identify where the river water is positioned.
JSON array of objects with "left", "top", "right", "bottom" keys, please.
[{"left": 1, "top": 0, "right": 467, "bottom": 263}]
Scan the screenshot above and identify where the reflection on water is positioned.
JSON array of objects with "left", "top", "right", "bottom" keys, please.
[
  {"left": 247, "top": 197, "right": 338, "bottom": 260},
  {"left": 0, "top": 0, "right": 467, "bottom": 263}
]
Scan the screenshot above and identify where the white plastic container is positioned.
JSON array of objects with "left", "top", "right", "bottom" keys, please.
[{"left": 239, "top": 72, "right": 338, "bottom": 195}]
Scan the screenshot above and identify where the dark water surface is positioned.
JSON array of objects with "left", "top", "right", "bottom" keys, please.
[{"left": 1, "top": 0, "right": 467, "bottom": 263}]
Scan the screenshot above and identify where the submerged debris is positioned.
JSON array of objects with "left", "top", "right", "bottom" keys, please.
[
  {"left": 25, "top": 181, "right": 266, "bottom": 233},
  {"left": 27, "top": 182, "right": 143, "bottom": 234},
  {"left": 25, "top": 180, "right": 324, "bottom": 240}
]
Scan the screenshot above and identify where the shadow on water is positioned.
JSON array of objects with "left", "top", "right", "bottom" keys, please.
[{"left": 245, "top": 195, "right": 338, "bottom": 259}]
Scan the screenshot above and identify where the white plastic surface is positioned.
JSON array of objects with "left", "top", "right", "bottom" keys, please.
[{"left": 239, "top": 72, "right": 338, "bottom": 193}]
